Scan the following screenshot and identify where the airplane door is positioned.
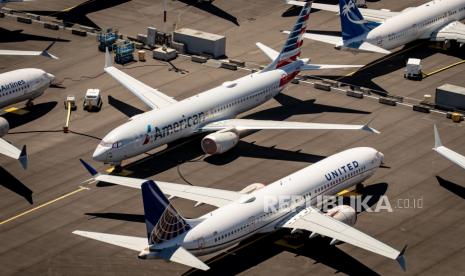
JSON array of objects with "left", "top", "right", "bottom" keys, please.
[{"left": 197, "top": 237, "right": 206, "bottom": 251}]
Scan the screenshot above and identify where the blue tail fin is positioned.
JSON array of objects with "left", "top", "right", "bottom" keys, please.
[
  {"left": 141, "top": 180, "right": 190, "bottom": 245},
  {"left": 338, "top": 0, "right": 371, "bottom": 42}
]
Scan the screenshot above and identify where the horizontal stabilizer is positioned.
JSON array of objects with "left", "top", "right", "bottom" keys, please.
[
  {"left": 356, "top": 42, "right": 391, "bottom": 54},
  {"left": 73, "top": 230, "right": 147, "bottom": 251},
  {"left": 256, "top": 42, "right": 279, "bottom": 61},
  {"left": 161, "top": 246, "right": 209, "bottom": 271}
]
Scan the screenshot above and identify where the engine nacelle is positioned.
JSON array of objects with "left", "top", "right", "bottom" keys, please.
[
  {"left": 0, "top": 117, "right": 9, "bottom": 137},
  {"left": 201, "top": 131, "right": 239, "bottom": 155},
  {"left": 239, "top": 183, "right": 265, "bottom": 194},
  {"left": 325, "top": 205, "right": 357, "bottom": 226}
]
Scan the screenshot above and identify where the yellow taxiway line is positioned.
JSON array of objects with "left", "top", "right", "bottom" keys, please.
[
  {"left": 423, "top": 59, "right": 465, "bottom": 78},
  {"left": 0, "top": 186, "right": 88, "bottom": 226},
  {"left": 337, "top": 42, "right": 426, "bottom": 80}
]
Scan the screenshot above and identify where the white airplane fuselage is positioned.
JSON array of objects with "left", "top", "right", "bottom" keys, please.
[
  {"left": 0, "top": 68, "right": 54, "bottom": 109},
  {"left": 94, "top": 64, "right": 302, "bottom": 163},
  {"left": 140, "top": 147, "right": 384, "bottom": 257},
  {"left": 364, "top": 0, "right": 465, "bottom": 50}
]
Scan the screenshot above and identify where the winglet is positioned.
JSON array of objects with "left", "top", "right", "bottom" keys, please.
[
  {"left": 433, "top": 124, "right": 442, "bottom": 149},
  {"left": 362, "top": 119, "right": 380, "bottom": 134},
  {"left": 396, "top": 244, "right": 407, "bottom": 271},
  {"left": 79, "top": 159, "right": 99, "bottom": 176},
  {"left": 40, "top": 41, "right": 59, "bottom": 60},
  {"left": 105, "top": 47, "right": 112, "bottom": 68},
  {"left": 19, "top": 145, "right": 28, "bottom": 170}
]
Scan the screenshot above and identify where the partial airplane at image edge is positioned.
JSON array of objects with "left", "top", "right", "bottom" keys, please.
[
  {"left": 0, "top": 41, "right": 59, "bottom": 59},
  {"left": 286, "top": 0, "right": 465, "bottom": 54},
  {"left": 0, "top": 68, "right": 55, "bottom": 169},
  {"left": 93, "top": 0, "right": 376, "bottom": 171},
  {"left": 75, "top": 147, "right": 407, "bottom": 271},
  {"left": 433, "top": 124, "right": 465, "bottom": 170}
]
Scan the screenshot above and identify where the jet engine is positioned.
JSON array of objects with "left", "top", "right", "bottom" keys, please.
[
  {"left": 0, "top": 117, "right": 10, "bottom": 137},
  {"left": 201, "top": 131, "right": 239, "bottom": 154},
  {"left": 325, "top": 205, "right": 357, "bottom": 226},
  {"left": 239, "top": 183, "right": 265, "bottom": 194}
]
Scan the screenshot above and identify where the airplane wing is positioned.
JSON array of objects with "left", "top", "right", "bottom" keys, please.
[
  {"left": 103, "top": 49, "right": 177, "bottom": 110},
  {"left": 199, "top": 119, "right": 379, "bottom": 133},
  {"left": 80, "top": 160, "right": 241, "bottom": 207},
  {"left": 433, "top": 125, "right": 465, "bottom": 170},
  {"left": 0, "top": 41, "right": 58, "bottom": 59},
  {"left": 431, "top": 21, "right": 465, "bottom": 44},
  {"left": 0, "top": 139, "right": 27, "bottom": 169},
  {"left": 73, "top": 231, "right": 209, "bottom": 271},
  {"left": 280, "top": 206, "right": 406, "bottom": 270},
  {"left": 286, "top": 1, "right": 398, "bottom": 22}
]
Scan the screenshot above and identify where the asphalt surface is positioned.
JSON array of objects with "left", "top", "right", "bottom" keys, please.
[{"left": 1, "top": 0, "right": 465, "bottom": 275}]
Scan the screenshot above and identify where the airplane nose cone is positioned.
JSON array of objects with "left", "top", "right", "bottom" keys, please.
[
  {"left": 377, "top": 151, "right": 384, "bottom": 163},
  {"left": 92, "top": 145, "right": 108, "bottom": 162}
]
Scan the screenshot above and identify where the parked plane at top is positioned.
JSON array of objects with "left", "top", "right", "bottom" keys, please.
[
  {"left": 286, "top": 0, "right": 465, "bottom": 54},
  {"left": 0, "top": 68, "right": 55, "bottom": 169},
  {"left": 433, "top": 124, "right": 465, "bottom": 170},
  {"left": 93, "top": 1, "right": 376, "bottom": 170},
  {"left": 76, "top": 147, "right": 406, "bottom": 271}
]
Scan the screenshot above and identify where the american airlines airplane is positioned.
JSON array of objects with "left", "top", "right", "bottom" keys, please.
[
  {"left": 93, "top": 1, "right": 376, "bottom": 171},
  {"left": 286, "top": 0, "right": 465, "bottom": 54},
  {"left": 433, "top": 124, "right": 465, "bottom": 170},
  {"left": 75, "top": 147, "right": 407, "bottom": 271},
  {"left": 0, "top": 68, "right": 55, "bottom": 169}
]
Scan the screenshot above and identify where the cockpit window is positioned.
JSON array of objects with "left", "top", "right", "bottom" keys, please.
[
  {"left": 112, "top": 142, "right": 123, "bottom": 148},
  {"left": 99, "top": 141, "right": 113, "bottom": 147}
]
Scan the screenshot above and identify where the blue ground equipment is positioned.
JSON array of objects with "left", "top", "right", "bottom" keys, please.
[
  {"left": 97, "top": 29, "right": 118, "bottom": 52},
  {"left": 113, "top": 41, "right": 134, "bottom": 64}
]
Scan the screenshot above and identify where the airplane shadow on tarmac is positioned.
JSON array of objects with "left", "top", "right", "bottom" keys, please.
[
  {"left": 104, "top": 93, "right": 371, "bottom": 180},
  {"left": 0, "top": 28, "right": 70, "bottom": 43},
  {"left": 436, "top": 176, "right": 465, "bottom": 200},
  {"left": 19, "top": 0, "right": 131, "bottom": 30},
  {"left": 2, "top": 101, "right": 57, "bottom": 129},
  {"left": 177, "top": 0, "right": 239, "bottom": 26},
  {"left": 0, "top": 166, "right": 33, "bottom": 204},
  {"left": 0, "top": 101, "right": 57, "bottom": 203},
  {"left": 309, "top": 42, "right": 465, "bottom": 93}
]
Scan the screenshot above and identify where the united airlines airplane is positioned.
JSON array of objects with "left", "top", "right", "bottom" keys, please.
[
  {"left": 93, "top": 1, "right": 376, "bottom": 171},
  {"left": 286, "top": 0, "right": 465, "bottom": 54},
  {"left": 0, "top": 68, "right": 55, "bottom": 169},
  {"left": 433, "top": 124, "right": 465, "bottom": 170},
  {"left": 75, "top": 147, "right": 406, "bottom": 271}
]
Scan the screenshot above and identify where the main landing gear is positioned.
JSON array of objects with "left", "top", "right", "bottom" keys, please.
[{"left": 26, "top": 100, "right": 34, "bottom": 108}]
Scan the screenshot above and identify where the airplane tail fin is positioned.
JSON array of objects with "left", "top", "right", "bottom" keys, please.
[
  {"left": 141, "top": 180, "right": 191, "bottom": 245},
  {"left": 261, "top": 0, "right": 312, "bottom": 71},
  {"left": 338, "top": 0, "right": 372, "bottom": 43},
  {"left": 19, "top": 145, "right": 28, "bottom": 170}
]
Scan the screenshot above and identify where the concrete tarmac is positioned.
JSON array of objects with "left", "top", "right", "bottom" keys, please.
[{"left": 1, "top": 0, "right": 465, "bottom": 275}]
